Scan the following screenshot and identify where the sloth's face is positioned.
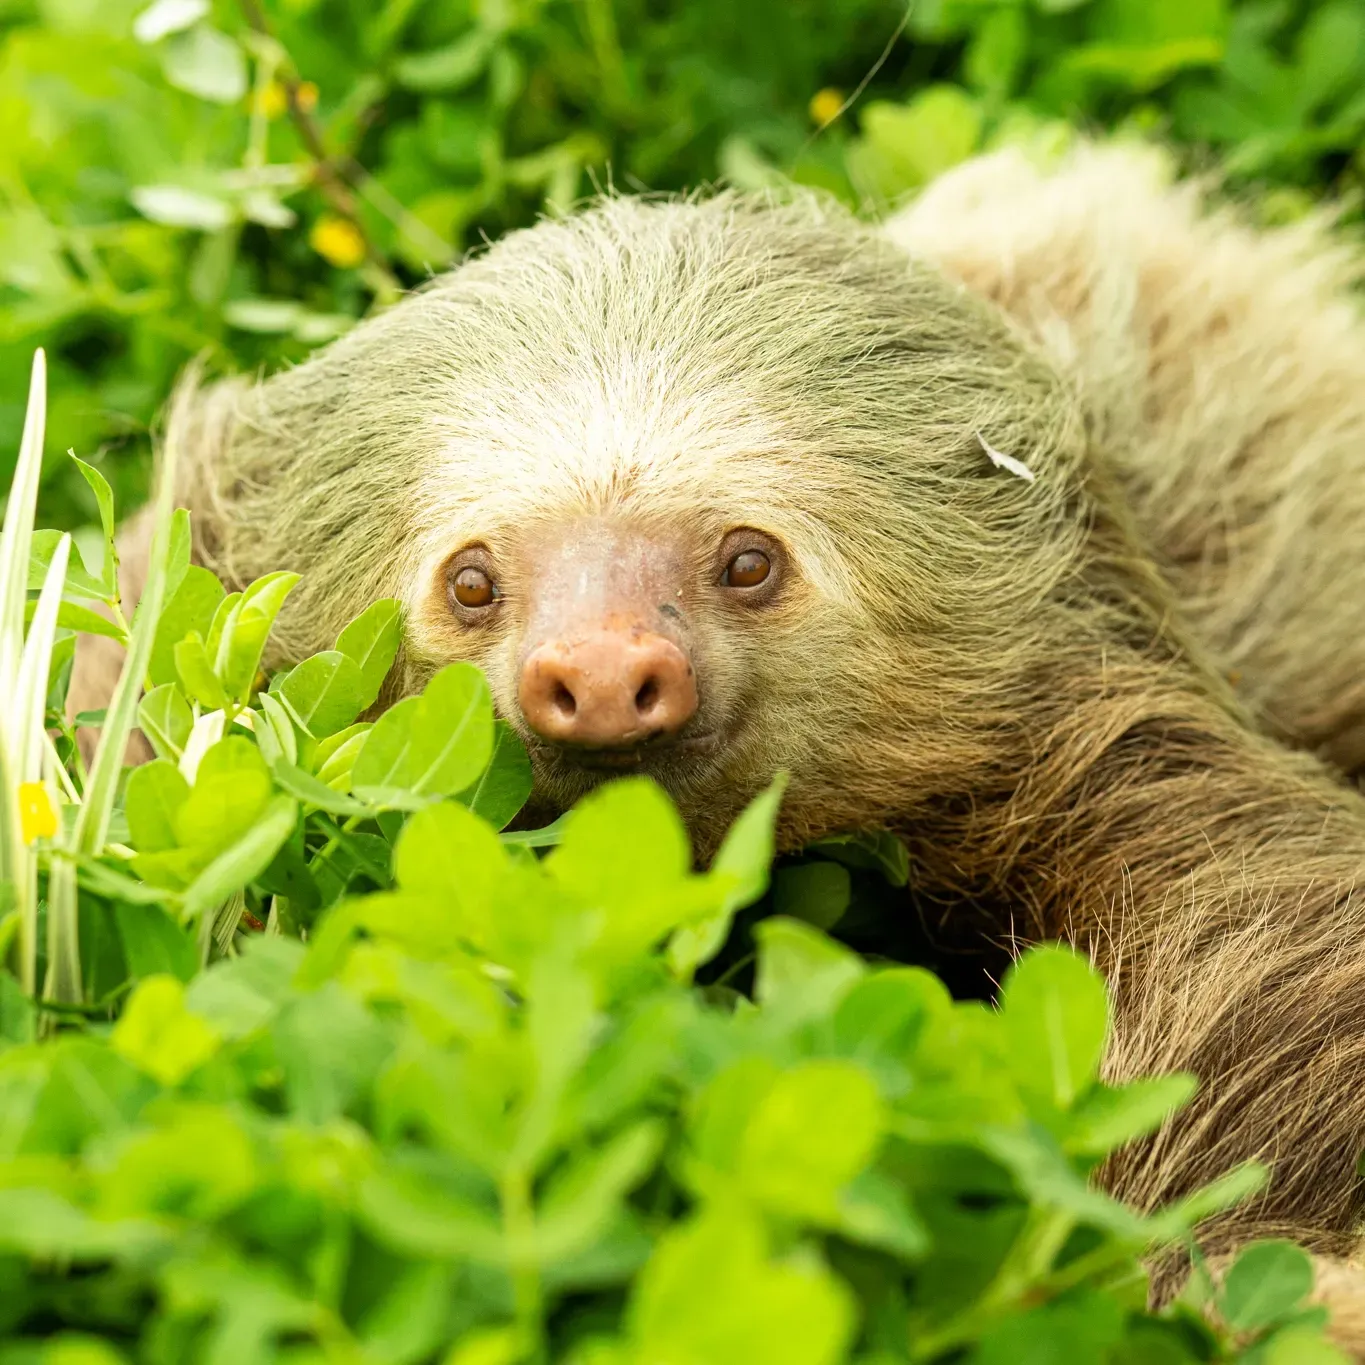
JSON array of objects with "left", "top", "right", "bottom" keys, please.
[{"left": 405, "top": 501, "right": 848, "bottom": 852}]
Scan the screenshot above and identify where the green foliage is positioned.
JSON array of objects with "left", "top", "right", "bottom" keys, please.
[
  {"left": 0, "top": 367, "right": 1349, "bottom": 1361},
  {"left": 4, "top": 0, "right": 1363, "bottom": 529}
]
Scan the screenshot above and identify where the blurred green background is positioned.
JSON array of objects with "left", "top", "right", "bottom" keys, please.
[{"left": 3, "top": 0, "right": 1364, "bottom": 531}]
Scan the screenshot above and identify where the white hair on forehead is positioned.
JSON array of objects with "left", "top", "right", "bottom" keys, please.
[{"left": 175, "top": 183, "right": 1066, "bottom": 665}]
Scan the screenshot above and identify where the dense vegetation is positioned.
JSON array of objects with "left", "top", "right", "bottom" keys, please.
[{"left": 3, "top": 0, "right": 1365, "bottom": 1360}]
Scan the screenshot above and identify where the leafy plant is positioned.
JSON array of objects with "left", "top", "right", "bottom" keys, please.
[{"left": 0, "top": 354, "right": 1351, "bottom": 1361}]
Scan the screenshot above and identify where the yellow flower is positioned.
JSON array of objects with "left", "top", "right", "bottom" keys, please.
[
  {"left": 310, "top": 215, "right": 367, "bottom": 269},
  {"left": 18, "top": 782, "right": 57, "bottom": 844},
  {"left": 809, "top": 87, "right": 845, "bottom": 127},
  {"left": 258, "top": 78, "right": 318, "bottom": 120}
]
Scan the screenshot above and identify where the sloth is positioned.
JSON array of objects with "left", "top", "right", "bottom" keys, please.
[{"left": 73, "top": 141, "right": 1365, "bottom": 1340}]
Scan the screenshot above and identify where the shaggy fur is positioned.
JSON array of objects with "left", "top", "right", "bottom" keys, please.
[{"left": 70, "top": 143, "right": 1365, "bottom": 1345}]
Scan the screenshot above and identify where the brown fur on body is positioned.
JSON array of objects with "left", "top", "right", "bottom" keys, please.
[{"left": 69, "top": 146, "right": 1365, "bottom": 1345}]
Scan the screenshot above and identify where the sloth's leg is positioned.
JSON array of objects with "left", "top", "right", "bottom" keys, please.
[{"left": 886, "top": 142, "right": 1365, "bottom": 779}]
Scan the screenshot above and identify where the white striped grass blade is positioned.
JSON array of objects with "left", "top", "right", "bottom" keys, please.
[
  {"left": 8, "top": 535, "right": 70, "bottom": 997},
  {"left": 0, "top": 350, "right": 47, "bottom": 696},
  {"left": 15, "top": 535, "right": 71, "bottom": 783}
]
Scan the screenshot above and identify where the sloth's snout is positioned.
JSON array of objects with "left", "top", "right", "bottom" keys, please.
[{"left": 518, "top": 627, "right": 698, "bottom": 748}]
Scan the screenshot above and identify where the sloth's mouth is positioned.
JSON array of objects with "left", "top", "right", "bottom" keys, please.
[{"left": 550, "top": 730, "right": 721, "bottom": 772}]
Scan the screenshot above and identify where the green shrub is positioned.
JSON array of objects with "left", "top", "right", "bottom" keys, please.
[
  {"left": 3, "top": 0, "right": 1363, "bottom": 524},
  {"left": 0, "top": 355, "right": 1351, "bottom": 1361}
]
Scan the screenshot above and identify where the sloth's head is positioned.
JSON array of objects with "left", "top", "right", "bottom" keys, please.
[{"left": 183, "top": 192, "right": 1088, "bottom": 852}]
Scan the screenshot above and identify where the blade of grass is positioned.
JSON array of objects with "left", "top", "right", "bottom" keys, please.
[
  {"left": 1, "top": 351, "right": 49, "bottom": 996},
  {"left": 44, "top": 373, "right": 191, "bottom": 1005},
  {"left": 15, "top": 537, "right": 70, "bottom": 995},
  {"left": 0, "top": 350, "right": 46, "bottom": 691}
]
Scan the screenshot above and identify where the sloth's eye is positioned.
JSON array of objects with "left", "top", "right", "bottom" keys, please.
[
  {"left": 723, "top": 549, "right": 771, "bottom": 589},
  {"left": 449, "top": 564, "right": 498, "bottom": 610}
]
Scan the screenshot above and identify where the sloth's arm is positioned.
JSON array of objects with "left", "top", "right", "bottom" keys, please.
[{"left": 886, "top": 143, "right": 1365, "bottom": 778}]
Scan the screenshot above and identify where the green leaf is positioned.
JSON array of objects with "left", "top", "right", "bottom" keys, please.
[
  {"left": 773, "top": 861, "right": 850, "bottom": 931},
  {"left": 853, "top": 85, "right": 984, "bottom": 198},
  {"left": 548, "top": 777, "right": 689, "bottom": 903},
  {"left": 222, "top": 298, "right": 301, "bottom": 333},
  {"left": 754, "top": 917, "right": 864, "bottom": 1024},
  {"left": 0, "top": 972, "right": 36, "bottom": 1045},
  {"left": 71, "top": 455, "right": 115, "bottom": 544},
  {"left": 1147, "top": 1161, "right": 1269, "bottom": 1241},
  {"left": 454, "top": 719, "right": 532, "bottom": 829},
  {"left": 174, "top": 631, "right": 228, "bottom": 710},
  {"left": 113, "top": 900, "right": 198, "bottom": 983},
  {"left": 272, "top": 757, "right": 372, "bottom": 817},
  {"left": 175, "top": 737, "right": 271, "bottom": 851},
  {"left": 212, "top": 571, "right": 300, "bottom": 703},
  {"left": 352, "top": 663, "right": 495, "bottom": 805},
  {"left": 804, "top": 827, "right": 909, "bottom": 886},
  {"left": 1258, "top": 1324, "right": 1351, "bottom": 1365},
  {"left": 254, "top": 688, "right": 300, "bottom": 768},
  {"left": 965, "top": 6, "right": 1027, "bottom": 96},
  {"left": 628, "top": 1209, "right": 855, "bottom": 1365},
  {"left": 999, "top": 943, "right": 1109, "bottom": 1110},
  {"left": 1221, "top": 1240, "right": 1315, "bottom": 1333},
  {"left": 972, "top": 1291, "right": 1124, "bottom": 1365},
  {"left": 831, "top": 968, "right": 952, "bottom": 1095},
  {"left": 357, "top": 1162, "right": 503, "bottom": 1262},
  {"left": 180, "top": 794, "right": 301, "bottom": 926},
  {"left": 111, "top": 974, "right": 222, "bottom": 1085},
  {"left": 28, "top": 527, "right": 108, "bottom": 598},
  {"left": 668, "top": 774, "right": 786, "bottom": 977},
  {"left": 150, "top": 564, "right": 225, "bottom": 687},
  {"left": 278, "top": 650, "right": 369, "bottom": 738},
  {"left": 1295, "top": 1, "right": 1365, "bottom": 114},
  {"left": 49, "top": 601, "right": 124, "bottom": 642},
  {"left": 125, "top": 759, "right": 191, "bottom": 853},
  {"left": 273, "top": 982, "right": 393, "bottom": 1123},
  {"left": 535, "top": 1119, "right": 667, "bottom": 1265},
  {"left": 138, "top": 683, "right": 193, "bottom": 762},
  {"left": 160, "top": 24, "right": 248, "bottom": 104},
  {"left": 336, "top": 598, "right": 402, "bottom": 708},
  {"left": 394, "top": 29, "right": 495, "bottom": 92},
  {"left": 1065, "top": 1073, "right": 1198, "bottom": 1157},
  {"left": 163, "top": 508, "right": 193, "bottom": 604},
  {"left": 736, "top": 1060, "right": 887, "bottom": 1222}
]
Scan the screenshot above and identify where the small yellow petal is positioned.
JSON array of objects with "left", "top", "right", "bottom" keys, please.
[
  {"left": 257, "top": 80, "right": 315, "bottom": 119},
  {"left": 258, "top": 79, "right": 288, "bottom": 120},
  {"left": 309, "top": 215, "right": 368, "bottom": 270},
  {"left": 18, "top": 782, "right": 58, "bottom": 844},
  {"left": 809, "top": 87, "right": 845, "bottom": 127}
]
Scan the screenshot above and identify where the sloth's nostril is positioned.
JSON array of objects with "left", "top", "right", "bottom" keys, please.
[
  {"left": 635, "top": 677, "right": 660, "bottom": 714},
  {"left": 551, "top": 682, "right": 577, "bottom": 718}
]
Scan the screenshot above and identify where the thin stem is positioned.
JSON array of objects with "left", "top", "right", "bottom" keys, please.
[
  {"left": 237, "top": 0, "right": 402, "bottom": 302},
  {"left": 500, "top": 1164, "right": 546, "bottom": 1363}
]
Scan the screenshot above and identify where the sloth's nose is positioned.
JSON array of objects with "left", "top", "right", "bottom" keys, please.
[{"left": 518, "top": 627, "right": 698, "bottom": 747}]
